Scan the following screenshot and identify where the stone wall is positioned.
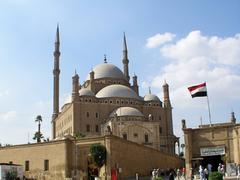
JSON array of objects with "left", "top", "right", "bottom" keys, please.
[
  {"left": 0, "top": 135, "right": 183, "bottom": 180},
  {"left": 183, "top": 123, "right": 240, "bottom": 179},
  {"left": 106, "top": 135, "right": 183, "bottom": 179},
  {"left": 0, "top": 139, "right": 72, "bottom": 180}
]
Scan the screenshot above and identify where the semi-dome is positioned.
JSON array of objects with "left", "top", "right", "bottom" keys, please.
[
  {"left": 144, "top": 94, "right": 160, "bottom": 102},
  {"left": 96, "top": 84, "right": 141, "bottom": 100},
  {"left": 79, "top": 89, "right": 95, "bottom": 96},
  {"left": 109, "top": 107, "right": 144, "bottom": 117},
  {"left": 86, "top": 63, "right": 126, "bottom": 80}
]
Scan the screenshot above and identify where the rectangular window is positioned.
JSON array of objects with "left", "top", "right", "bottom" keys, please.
[
  {"left": 145, "top": 134, "right": 149, "bottom": 143},
  {"left": 134, "top": 133, "right": 138, "bottom": 137},
  {"left": 44, "top": 160, "right": 49, "bottom": 171},
  {"left": 159, "top": 126, "right": 162, "bottom": 134},
  {"left": 123, "top": 134, "right": 127, "bottom": 140},
  {"left": 25, "top": 161, "right": 29, "bottom": 171},
  {"left": 86, "top": 125, "right": 90, "bottom": 132},
  {"left": 95, "top": 125, "right": 99, "bottom": 132}
]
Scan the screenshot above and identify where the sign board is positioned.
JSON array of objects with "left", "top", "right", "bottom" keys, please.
[{"left": 200, "top": 146, "right": 225, "bottom": 156}]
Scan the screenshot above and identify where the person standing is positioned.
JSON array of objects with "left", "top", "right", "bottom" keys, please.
[
  {"left": 218, "top": 163, "right": 222, "bottom": 173},
  {"left": 237, "top": 164, "right": 240, "bottom": 180},
  {"left": 207, "top": 163, "right": 212, "bottom": 174},
  {"left": 204, "top": 168, "right": 209, "bottom": 180},
  {"left": 199, "top": 165, "right": 204, "bottom": 180}
]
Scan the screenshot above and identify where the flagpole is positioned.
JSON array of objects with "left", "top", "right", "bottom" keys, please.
[{"left": 206, "top": 83, "right": 212, "bottom": 125}]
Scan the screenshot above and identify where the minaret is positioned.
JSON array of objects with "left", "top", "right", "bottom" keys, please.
[
  {"left": 132, "top": 74, "right": 139, "bottom": 95},
  {"left": 148, "top": 87, "right": 151, "bottom": 94},
  {"left": 230, "top": 111, "right": 236, "bottom": 124},
  {"left": 163, "top": 80, "right": 171, "bottom": 108},
  {"left": 122, "top": 33, "right": 130, "bottom": 82},
  {"left": 163, "top": 80, "right": 174, "bottom": 154},
  {"left": 52, "top": 25, "right": 60, "bottom": 139},
  {"left": 72, "top": 71, "right": 80, "bottom": 102}
]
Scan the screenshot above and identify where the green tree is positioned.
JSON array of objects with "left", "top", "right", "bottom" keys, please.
[
  {"left": 33, "top": 115, "right": 44, "bottom": 143},
  {"left": 90, "top": 144, "right": 106, "bottom": 167},
  {"left": 209, "top": 172, "right": 223, "bottom": 180}
]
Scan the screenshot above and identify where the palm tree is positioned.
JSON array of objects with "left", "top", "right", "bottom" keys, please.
[{"left": 33, "top": 115, "right": 44, "bottom": 143}]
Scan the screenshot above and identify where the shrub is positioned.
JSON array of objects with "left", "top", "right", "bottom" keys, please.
[
  {"left": 90, "top": 144, "right": 106, "bottom": 167},
  {"left": 152, "top": 177, "right": 163, "bottom": 180},
  {"left": 209, "top": 171, "right": 223, "bottom": 180}
]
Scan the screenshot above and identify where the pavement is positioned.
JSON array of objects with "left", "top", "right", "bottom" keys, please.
[{"left": 123, "top": 175, "right": 239, "bottom": 180}]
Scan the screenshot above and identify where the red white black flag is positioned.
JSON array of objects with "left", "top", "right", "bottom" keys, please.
[{"left": 188, "top": 82, "right": 207, "bottom": 98}]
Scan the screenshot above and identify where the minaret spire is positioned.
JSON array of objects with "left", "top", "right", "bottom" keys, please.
[
  {"left": 149, "top": 87, "right": 152, "bottom": 94},
  {"left": 230, "top": 111, "right": 236, "bottom": 123},
  {"left": 104, "top": 54, "right": 107, "bottom": 63},
  {"left": 122, "top": 32, "right": 130, "bottom": 82},
  {"left": 163, "top": 80, "right": 171, "bottom": 108},
  {"left": 52, "top": 25, "right": 61, "bottom": 139}
]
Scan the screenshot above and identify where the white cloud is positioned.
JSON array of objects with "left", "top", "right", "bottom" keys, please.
[
  {"left": 146, "top": 32, "right": 176, "bottom": 48},
  {"left": 0, "top": 90, "right": 9, "bottom": 97},
  {"left": 0, "top": 111, "right": 17, "bottom": 122},
  {"left": 144, "top": 31, "right": 240, "bottom": 109},
  {"left": 160, "top": 31, "right": 240, "bottom": 66}
]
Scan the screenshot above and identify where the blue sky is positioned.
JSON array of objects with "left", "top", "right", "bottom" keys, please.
[{"left": 0, "top": 0, "right": 239, "bottom": 144}]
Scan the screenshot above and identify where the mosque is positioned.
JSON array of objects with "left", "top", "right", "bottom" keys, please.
[
  {"left": 0, "top": 27, "right": 182, "bottom": 180},
  {"left": 52, "top": 26, "right": 178, "bottom": 154}
]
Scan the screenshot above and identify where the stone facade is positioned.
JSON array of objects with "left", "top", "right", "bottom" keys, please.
[
  {"left": 0, "top": 135, "right": 183, "bottom": 180},
  {"left": 182, "top": 113, "right": 240, "bottom": 178},
  {"left": 52, "top": 28, "right": 178, "bottom": 154},
  {"left": 0, "top": 29, "right": 183, "bottom": 180}
]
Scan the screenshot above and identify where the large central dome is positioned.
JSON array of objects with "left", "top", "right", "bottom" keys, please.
[
  {"left": 87, "top": 63, "right": 126, "bottom": 80},
  {"left": 96, "top": 84, "right": 141, "bottom": 100}
]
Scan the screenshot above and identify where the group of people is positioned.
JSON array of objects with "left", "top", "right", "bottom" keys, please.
[
  {"left": 151, "top": 168, "right": 186, "bottom": 180},
  {"left": 199, "top": 164, "right": 211, "bottom": 180},
  {"left": 199, "top": 163, "right": 225, "bottom": 180},
  {"left": 217, "top": 163, "right": 225, "bottom": 175}
]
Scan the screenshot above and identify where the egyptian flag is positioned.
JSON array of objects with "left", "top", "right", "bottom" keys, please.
[{"left": 188, "top": 82, "right": 207, "bottom": 98}]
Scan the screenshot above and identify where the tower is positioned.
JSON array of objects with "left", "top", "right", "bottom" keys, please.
[
  {"left": 230, "top": 111, "right": 236, "bottom": 123},
  {"left": 132, "top": 74, "right": 139, "bottom": 95},
  {"left": 163, "top": 80, "right": 174, "bottom": 153},
  {"left": 122, "top": 33, "right": 130, "bottom": 82},
  {"left": 52, "top": 25, "right": 60, "bottom": 139},
  {"left": 163, "top": 80, "right": 171, "bottom": 108},
  {"left": 72, "top": 71, "right": 80, "bottom": 102}
]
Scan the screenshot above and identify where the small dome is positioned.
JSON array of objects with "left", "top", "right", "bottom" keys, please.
[
  {"left": 86, "top": 63, "right": 126, "bottom": 80},
  {"left": 144, "top": 94, "right": 160, "bottom": 102},
  {"left": 79, "top": 89, "right": 95, "bottom": 96},
  {"left": 110, "top": 107, "right": 144, "bottom": 117},
  {"left": 96, "top": 84, "right": 141, "bottom": 100}
]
